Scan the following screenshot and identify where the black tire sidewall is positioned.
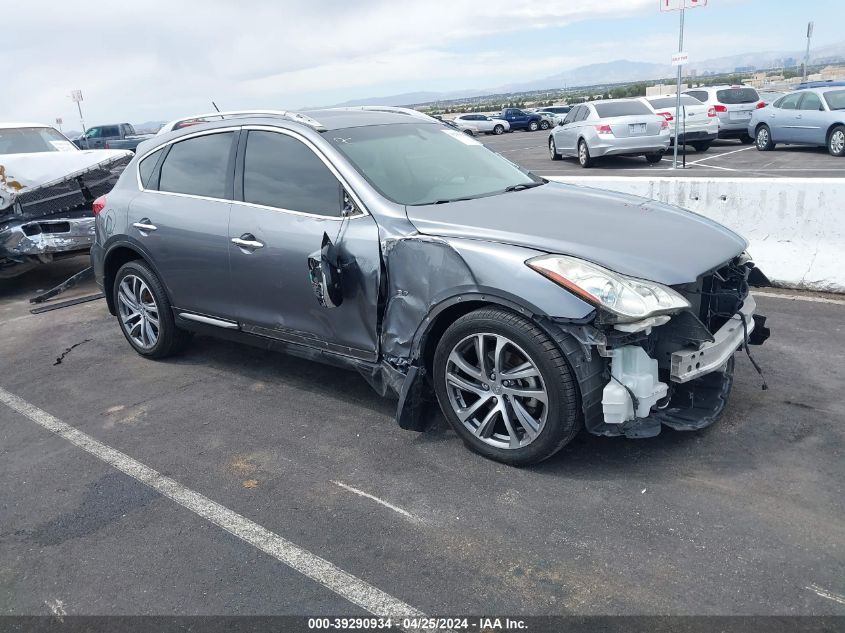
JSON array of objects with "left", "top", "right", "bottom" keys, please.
[
  {"left": 432, "top": 309, "right": 581, "bottom": 466},
  {"left": 756, "top": 125, "right": 772, "bottom": 151},
  {"left": 114, "top": 260, "right": 181, "bottom": 359},
  {"left": 829, "top": 126, "right": 845, "bottom": 157}
]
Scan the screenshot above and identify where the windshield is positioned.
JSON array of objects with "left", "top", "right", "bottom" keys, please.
[
  {"left": 0, "top": 127, "right": 77, "bottom": 155},
  {"left": 594, "top": 101, "right": 651, "bottom": 117},
  {"left": 327, "top": 122, "right": 540, "bottom": 206},
  {"left": 715, "top": 88, "right": 759, "bottom": 104},
  {"left": 824, "top": 90, "right": 845, "bottom": 110}
]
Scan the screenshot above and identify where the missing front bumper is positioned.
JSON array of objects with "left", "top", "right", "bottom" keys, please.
[{"left": 670, "top": 295, "right": 756, "bottom": 383}]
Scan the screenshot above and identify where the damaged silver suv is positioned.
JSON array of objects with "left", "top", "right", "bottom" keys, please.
[{"left": 91, "top": 108, "right": 770, "bottom": 465}]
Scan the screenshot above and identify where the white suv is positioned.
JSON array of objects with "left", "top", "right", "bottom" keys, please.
[
  {"left": 638, "top": 94, "right": 719, "bottom": 152},
  {"left": 683, "top": 85, "right": 764, "bottom": 144}
]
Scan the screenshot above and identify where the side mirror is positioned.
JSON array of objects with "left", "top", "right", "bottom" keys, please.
[
  {"left": 308, "top": 232, "right": 343, "bottom": 308},
  {"left": 558, "top": 121, "right": 565, "bottom": 127}
]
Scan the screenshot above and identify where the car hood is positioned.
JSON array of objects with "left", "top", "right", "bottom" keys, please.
[{"left": 405, "top": 181, "right": 747, "bottom": 285}]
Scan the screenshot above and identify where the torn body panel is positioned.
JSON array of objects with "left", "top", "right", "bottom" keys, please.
[{"left": 1, "top": 150, "right": 132, "bottom": 277}]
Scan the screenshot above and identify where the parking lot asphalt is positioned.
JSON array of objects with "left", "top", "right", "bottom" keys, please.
[
  {"left": 480, "top": 132, "right": 845, "bottom": 178},
  {"left": 1, "top": 257, "right": 844, "bottom": 618}
]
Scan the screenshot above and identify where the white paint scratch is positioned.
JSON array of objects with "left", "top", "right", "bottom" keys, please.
[
  {"left": 805, "top": 584, "right": 845, "bottom": 606},
  {"left": 44, "top": 598, "right": 66, "bottom": 622},
  {"left": 0, "top": 386, "right": 423, "bottom": 619},
  {"left": 332, "top": 481, "right": 424, "bottom": 524}
]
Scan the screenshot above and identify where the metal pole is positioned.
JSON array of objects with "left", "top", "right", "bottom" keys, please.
[
  {"left": 76, "top": 101, "right": 86, "bottom": 139},
  {"left": 672, "top": 7, "right": 685, "bottom": 169},
  {"left": 803, "top": 22, "right": 813, "bottom": 82}
]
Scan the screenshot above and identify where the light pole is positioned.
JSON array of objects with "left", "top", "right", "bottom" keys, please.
[
  {"left": 672, "top": 6, "right": 685, "bottom": 170},
  {"left": 803, "top": 22, "right": 814, "bottom": 82}
]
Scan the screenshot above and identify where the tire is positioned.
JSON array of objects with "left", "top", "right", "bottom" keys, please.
[
  {"left": 755, "top": 125, "right": 775, "bottom": 151},
  {"left": 828, "top": 125, "right": 845, "bottom": 157},
  {"left": 493, "top": 124, "right": 505, "bottom": 135},
  {"left": 645, "top": 152, "right": 663, "bottom": 164},
  {"left": 528, "top": 120, "right": 539, "bottom": 132},
  {"left": 463, "top": 129, "right": 474, "bottom": 136},
  {"left": 691, "top": 141, "right": 713, "bottom": 152},
  {"left": 548, "top": 137, "right": 561, "bottom": 160},
  {"left": 540, "top": 120, "right": 550, "bottom": 130},
  {"left": 432, "top": 307, "right": 581, "bottom": 466},
  {"left": 578, "top": 139, "right": 593, "bottom": 168},
  {"left": 739, "top": 134, "right": 754, "bottom": 145},
  {"left": 113, "top": 260, "right": 190, "bottom": 359}
]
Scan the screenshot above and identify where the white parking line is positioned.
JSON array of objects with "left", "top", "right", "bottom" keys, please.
[
  {"left": 685, "top": 145, "right": 755, "bottom": 165},
  {"left": 805, "top": 584, "right": 845, "bottom": 606},
  {"left": 0, "top": 386, "right": 424, "bottom": 619},
  {"left": 332, "top": 481, "right": 423, "bottom": 524},
  {"left": 753, "top": 291, "right": 845, "bottom": 305}
]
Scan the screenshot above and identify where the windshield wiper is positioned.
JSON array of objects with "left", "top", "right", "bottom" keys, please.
[
  {"left": 503, "top": 181, "right": 545, "bottom": 193},
  {"left": 433, "top": 196, "right": 478, "bottom": 204}
]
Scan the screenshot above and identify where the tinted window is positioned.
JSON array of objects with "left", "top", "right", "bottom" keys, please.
[
  {"left": 715, "top": 88, "right": 759, "bottom": 104},
  {"left": 243, "top": 131, "right": 342, "bottom": 216},
  {"left": 824, "top": 90, "right": 845, "bottom": 110},
  {"left": 86, "top": 127, "right": 102, "bottom": 138},
  {"left": 576, "top": 106, "right": 591, "bottom": 121},
  {"left": 799, "top": 92, "right": 823, "bottom": 111},
  {"left": 594, "top": 101, "right": 651, "bottom": 117},
  {"left": 562, "top": 109, "right": 577, "bottom": 125},
  {"left": 648, "top": 96, "right": 702, "bottom": 109},
  {"left": 138, "top": 148, "right": 163, "bottom": 189},
  {"left": 685, "top": 91, "right": 708, "bottom": 102},
  {"left": 547, "top": 106, "right": 570, "bottom": 114},
  {"left": 102, "top": 125, "right": 120, "bottom": 137},
  {"left": 777, "top": 93, "right": 802, "bottom": 110},
  {"left": 159, "top": 132, "right": 233, "bottom": 198}
]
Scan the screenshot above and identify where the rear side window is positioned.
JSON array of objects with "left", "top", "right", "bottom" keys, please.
[
  {"left": 242, "top": 131, "right": 341, "bottom": 217},
  {"left": 594, "top": 101, "right": 651, "bottom": 117},
  {"left": 715, "top": 88, "right": 759, "bottom": 104},
  {"left": 102, "top": 125, "right": 120, "bottom": 137},
  {"left": 799, "top": 92, "right": 823, "bottom": 111},
  {"left": 648, "top": 96, "right": 701, "bottom": 109},
  {"left": 777, "top": 93, "right": 802, "bottom": 110},
  {"left": 158, "top": 132, "right": 234, "bottom": 199},
  {"left": 685, "top": 91, "right": 708, "bottom": 102},
  {"left": 576, "top": 107, "right": 591, "bottom": 121},
  {"left": 138, "top": 148, "right": 163, "bottom": 189},
  {"left": 825, "top": 90, "right": 845, "bottom": 110}
]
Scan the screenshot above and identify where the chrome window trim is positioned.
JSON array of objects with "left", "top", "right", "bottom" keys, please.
[
  {"left": 178, "top": 312, "right": 240, "bottom": 329},
  {"left": 239, "top": 124, "right": 370, "bottom": 219},
  {"left": 134, "top": 126, "right": 241, "bottom": 194}
]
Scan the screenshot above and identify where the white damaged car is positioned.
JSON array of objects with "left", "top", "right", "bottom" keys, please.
[{"left": 0, "top": 123, "right": 132, "bottom": 277}]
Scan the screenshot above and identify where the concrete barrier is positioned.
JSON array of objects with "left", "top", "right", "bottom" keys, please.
[{"left": 549, "top": 176, "right": 845, "bottom": 293}]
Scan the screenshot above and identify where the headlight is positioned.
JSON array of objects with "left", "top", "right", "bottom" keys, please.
[{"left": 526, "top": 254, "right": 690, "bottom": 322}]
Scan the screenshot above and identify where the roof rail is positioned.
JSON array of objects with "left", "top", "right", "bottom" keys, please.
[
  {"left": 335, "top": 106, "right": 439, "bottom": 123},
  {"left": 166, "top": 110, "right": 326, "bottom": 132}
]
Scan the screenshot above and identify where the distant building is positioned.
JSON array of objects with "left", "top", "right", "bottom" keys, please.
[
  {"left": 782, "top": 57, "right": 798, "bottom": 68},
  {"left": 735, "top": 65, "right": 755, "bottom": 73}
]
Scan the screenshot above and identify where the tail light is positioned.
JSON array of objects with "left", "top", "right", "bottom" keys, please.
[
  {"left": 104, "top": 142, "right": 110, "bottom": 149},
  {"left": 660, "top": 119, "right": 670, "bottom": 130},
  {"left": 657, "top": 111, "right": 674, "bottom": 122},
  {"left": 707, "top": 106, "right": 718, "bottom": 117},
  {"left": 92, "top": 195, "right": 107, "bottom": 216},
  {"left": 594, "top": 124, "right": 614, "bottom": 135},
  {"left": 713, "top": 104, "right": 728, "bottom": 113},
  {"left": 755, "top": 101, "right": 766, "bottom": 109}
]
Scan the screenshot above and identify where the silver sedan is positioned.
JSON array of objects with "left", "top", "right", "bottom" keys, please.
[
  {"left": 548, "top": 99, "right": 671, "bottom": 168},
  {"left": 748, "top": 88, "right": 845, "bottom": 156},
  {"left": 451, "top": 114, "right": 510, "bottom": 135}
]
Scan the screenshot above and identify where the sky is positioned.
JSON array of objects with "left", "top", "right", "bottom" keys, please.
[{"left": 1, "top": 0, "right": 840, "bottom": 130}]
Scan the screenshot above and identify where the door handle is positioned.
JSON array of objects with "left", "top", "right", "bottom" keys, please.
[
  {"left": 132, "top": 219, "right": 157, "bottom": 232},
  {"left": 231, "top": 234, "right": 264, "bottom": 251}
]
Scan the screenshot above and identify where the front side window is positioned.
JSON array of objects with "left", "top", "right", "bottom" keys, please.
[
  {"left": 158, "top": 132, "right": 234, "bottom": 199},
  {"left": 242, "top": 131, "right": 342, "bottom": 217},
  {"left": 86, "top": 127, "right": 102, "bottom": 139},
  {"left": 799, "top": 92, "right": 823, "bottom": 111},
  {"left": 328, "top": 122, "right": 539, "bottom": 206}
]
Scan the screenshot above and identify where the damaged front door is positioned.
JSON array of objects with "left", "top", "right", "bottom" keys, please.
[{"left": 228, "top": 129, "right": 381, "bottom": 360}]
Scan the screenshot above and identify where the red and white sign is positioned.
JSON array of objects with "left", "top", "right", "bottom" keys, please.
[
  {"left": 672, "top": 52, "right": 689, "bottom": 66},
  {"left": 70, "top": 90, "right": 83, "bottom": 103},
  {"left": 660, "top": 0, "right": 707, "bottom": 10}
]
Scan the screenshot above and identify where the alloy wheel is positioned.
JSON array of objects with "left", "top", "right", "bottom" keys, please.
[
  {"left": 117, "top": 274, "right": 160, "bottom": 349},
  {"left": 757, "top": 127, "right": 769, "bottom": 149},
  {"left": 549, "top": 138, "right": 556, "bottom": 159},
  {"left": 444, "top": 333, "right": 548, "bottom": 450},
  {"left": 579, "top": 142, "right": 588, "bottom": 165},
  {"left": 831, "top": 130, "right": 845, "bottom": 155}
]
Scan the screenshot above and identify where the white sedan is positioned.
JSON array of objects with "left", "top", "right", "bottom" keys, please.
[{"left": 451, "top": 114, "right": 510, "bottom": 135}]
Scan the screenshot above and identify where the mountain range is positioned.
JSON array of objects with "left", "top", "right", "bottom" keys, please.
[{"left": 331, "top": 41, "right": 845, "bottom": 107}]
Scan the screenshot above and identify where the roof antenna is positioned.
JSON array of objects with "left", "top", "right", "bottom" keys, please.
[{"left": 211, "top": 101, "right": 221, "bottom": 112}]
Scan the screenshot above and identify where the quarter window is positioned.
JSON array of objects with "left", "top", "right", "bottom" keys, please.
[
  {"left": 158, "top": 132, "right": 234, "bottom": 199},
  {"left": 138, "top": 148, "right": 163, "bottom": 189},
  {"left": 242, "top": 131, "right": 342, "bottom": 217}
]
